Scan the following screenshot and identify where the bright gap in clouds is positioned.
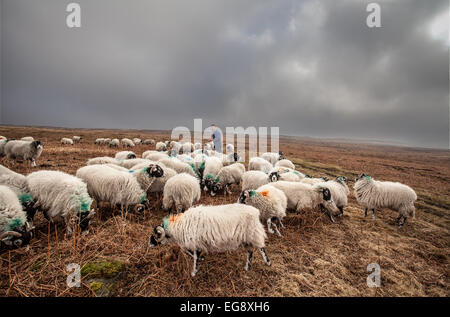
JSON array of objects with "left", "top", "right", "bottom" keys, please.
[{"left": 429, "top": 9, "right": 449, "bottom": 46}]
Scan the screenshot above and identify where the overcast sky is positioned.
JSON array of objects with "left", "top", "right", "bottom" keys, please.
[{"left": 0, "top": 0, "right": 448, "bottom": 148}]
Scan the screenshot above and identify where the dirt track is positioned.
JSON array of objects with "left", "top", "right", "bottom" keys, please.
[{"left": 0, "top": 125, "right": 448, "bottom": 297}]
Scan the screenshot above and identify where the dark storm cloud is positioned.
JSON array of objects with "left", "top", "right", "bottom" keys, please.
[{"left": 0, "top": 0, "right": 448, "bottom": 148}]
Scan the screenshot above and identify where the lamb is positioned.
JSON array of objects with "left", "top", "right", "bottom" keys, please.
[
  {"left": 270, "top": 181, "right": 340, "bottom": 222},
  {"left": 209, "top": 163, "right": 245, "bottom": 196},
  {"left": 158, "top": 157, "right": 198, "bottom": 179},
  {"left": 162, "top": 173, "right": 201, "bottom": 213},
  {"left": 353, "top": 174, "right": 417, "bottom": 227},
  {"left": 115, "top": 151, "right": 137, "bottom": 160},
  {"left": 248, "top": 157, "right": 273, "bottom": 174},
  {"left": 149, "top": 203, "right": 271, "bottom": 276},
  {"left": 274, "top": 159, "right": 295, "bottom": 170},
  {"left": 21, "top": 137, "right": 34, "bottom": 142},
  {"left": 61, "top": 137, "right": 74, "bottom": 145},
  {"left": 109, "top": 138, "right": 120, "bottom": 148},
  {"left": 0, "top": 185, "right": 34, "bottom": 248},
  {"left": 87, "top": 156, "right": 121, "bottom": 166},
  {"left": 143, "top": 139, "right": 155, "bottom": 145},
  {"left": 241, "top": 170, "right": 271, "bottom": 191},
  {"left": 317, "top": 176, "right": 350, "bottom": 216},
  {"left": 27, "top": 171, "right": 96, "bottom": 235},
  {"left": 4, "top": 140, "right": 43, "bottom": 167},
  {"left": 238, "top": 184, "right": 287, "bottom": 236},
  {"left": 133, "top": 138, "right": 142, "bottom": 145},
  {"left": 201, "top": 156, "right": 223, "bottom": 190},
  {"left": 121, "top": 138, "right": 135, "bottom": 148},
  {"left": 73, "top": 136, "right": 82, "bottom": 143},
  {"left": 0, "top": 165, "right": 37, "bottom": 221},
  {"left": 156, "top": 142, "right": 167, "bottom": 151},
  {"left": 260, "top": 151, "right": 285, "bottom": 165}
]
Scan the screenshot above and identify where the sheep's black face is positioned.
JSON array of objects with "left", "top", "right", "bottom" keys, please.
[
  {"left": 23, "top": 201, "right": 38, "bottom": 221},
  {"left": 305, "top": 174, "right": 312, "bottom": 178},
  {"left": 278, "top": 151, "right": 285, "bottom": 160},
  {"left": 148, "top": 164, "right": 164, "bottom": 178},
  {"left": 78, "top": 210, "right": 96, "bottom": 232},
  {"left": 269, "top": 172, "right": 279, "bottom": 182},
  {"left": 238, "top": 191, "right": 249, "bottom": 204},
  {"left": 149, "top": 225, "right": 166, "bottom": 247},
  {"left": 127, "top": 153, "right": 137, "bottom": 159},
  {"left": 322, "top": 188, "right": 332, "bottom": 202},
  {"left": 210, "top": 183, "right": 221, "bottom": 196},
  {"left": 32, "top": 140, "right": 43, "bottom": 149},
  {"left": 4, "top": 225, "right": 34, "bottom": 248},
  {"left": 233, "top": 153, "right": 239, "bottom": 162},
  {"left": 355, "top": 173, "right": 367, "bottom": 182},
  {"left": 204, "top": 178, "right": 214, "bottom": 191},
  {"left": 321, "top": 176, "right": 329, "bottom": 182}
]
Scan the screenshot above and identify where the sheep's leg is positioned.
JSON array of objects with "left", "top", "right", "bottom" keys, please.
[
  {"left": 245, "top": 250, "right": 253, "bottom": 271},
  {"left": 259, "top": 247, "right": 271, "bottom": 266},
  {"left": 31, "top": 159, "right": 36, "bottom": 167},
  {"left": 191, "top": 252, "right": 199, "bottom": 277},
  {"left": 364, "top": 208, "right": 368, "bottom": 217},
  {"left": 339, "top": 206, "right": 344, "bottom": 216},
  {"left": 371, "top": 209, "right": 375, "bottom": 220},
  {"left": 278, "top": 218, "right": 285, "bottom": 228},
  {"left": 397, "top": 215, "right": 406, "bottom": 228},
  {"left": 266, "top": 218, "right": 274, "bottom": 234},
  {"left": 271, "top": 218, "right": 282, "bottom": 237}
]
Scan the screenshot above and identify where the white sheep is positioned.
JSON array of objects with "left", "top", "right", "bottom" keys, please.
[
  {"left": 270, "top": 181, "right": 340, "bottom": 222},
  {"left": 0, "top": 165, "right": 37, "bottom": 221},
  {"left": 260, "top": 151, "right": 285, "bottom": 165},
  {"left": 4, "top": 140, "right": 43, "bottom": 167},
  {"left": 269, "top": 167, "right": 306, "bottom": 183},
  {"left": 109, "top": 139, "right": 120, "bottom": 148},
  {"left": 87, "top": 156, "right": 120, "bottom": 166},
  {"left": 353, "top": 174, "right": 417, "bottom": 227},
  {"left": 181, "top": 142, "right": 194, "bottom": 154},
  {"left": 130, "top": 162, "right": 176, "bottom": 197},
  {"left": 209, "top": 163, "right": 245, "bottom": 196},
  {"left": 121, "top": 138, "right": 135, "bottom": 148},
  {"left": 158, "top": 157, "right": 198, "bottom": 179},
  {"left": 73, "top": 136, "right": 82, "bottom": 143},
  {"left": 194, "top": 142, "right": 202, "bottom": 151},
  {"left": 0, "top": 185, "right": 34, "bottom": 248},
  {"left": 201, "top": 156, "right": 223, "bottom": 190},
  {"left": 226, "top": 144, "right": 234, "bottom": 153},
  {"left": 162, "top": 173, "right": 201, "bottom": 213},
  {"left": 20, "top": 136, "right": 34, "bottom": 142},
  {"left": 274, "top": 159, "right": 295, "bottom": 170},
  {"left": 143, "top": 139, "right": 155, "bottom": 145},
  {"left": 241, "top": 170, "right": 270, "bottom": 191},
  {"left": 103, "top": 138, "right": 111, "bottom": 145},
  {"left": 133, "top": 138, "right": 142, "bottom": 145},
  {"left": 61, "top": 138, "right": 74, "bottom": 145},
  {"left": 156, "top": 142, "right": 167, "bottom": 151},
  {"left": 238, "top": 184, "right": 287, "bottom": 236},
  {"left": 249, "top": 157, "right": 273, "bottom": 174},
  {"left": 27, "top": 171, "right": 96, "bottom": 235},
  {"left": 0, "top": 139, "right": 8, "bottom": 157},
  {"left": 94, "top": 138, "right": 105, "bottom": 145},
  {"left": 115, "top": 151, "right": 137, "bottom": 160},
  {"left": 149, "top": 203, "right": 271, "bottom": 276},
  {"left": 317, "top": 176, "right": 349, "bottom": 216}
]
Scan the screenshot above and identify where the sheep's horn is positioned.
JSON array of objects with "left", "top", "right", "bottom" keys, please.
[
  {"left": 155, "top": 227, "right": 165, "bottom": 242},
  {"left": 0, "top": 231, "right": 22, "bottom": 239}
]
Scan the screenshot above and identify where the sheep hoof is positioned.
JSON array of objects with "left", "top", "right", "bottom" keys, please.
[
  {"left": 191, "top": 270, "right": 198, "bottom": 277},
  {"left": 266, "top": 261, "right": 271, "bottom": 267},
  {"left": 245, "top": 264, "right": 251, "bottom": 271}
]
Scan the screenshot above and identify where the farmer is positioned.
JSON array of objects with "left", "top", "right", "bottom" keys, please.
[{"left": 210, "top": 124, "right": 222, "bottom": 153}]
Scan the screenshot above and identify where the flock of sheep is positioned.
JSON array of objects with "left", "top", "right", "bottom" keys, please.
[{"left": 0, "top": 135, "right": 418, "bottom": 277}]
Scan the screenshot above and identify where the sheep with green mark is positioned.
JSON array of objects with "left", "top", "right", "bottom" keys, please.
[
  {"left": 316, "top": 176, "right": 349, "bottom": 216},
  {"left": 209, "top": 163, "right": 245, "bottom": 196},
  {"left": 162, "top": 173, "right": 201, "bottom": 213}
]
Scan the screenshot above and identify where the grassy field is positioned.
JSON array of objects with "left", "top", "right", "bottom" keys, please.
[{"left": 0, "top": 125, "right": 448, "bottom": 297}]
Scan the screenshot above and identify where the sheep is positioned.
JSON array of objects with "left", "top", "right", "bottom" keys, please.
[
  {"left": 156, "top": 142, "right": 167, "bottom": 151},
  {"left": 4, "top": 140, "right": 43, "bottom": 167},
  {"left": 162, "top": 173, "right": 201, "bottom": 213},
  {"left": 118, "top": 158, "right": 153, "bottom": 169},
  {"left": 27, "top": 171, "right": 96, "bottom": 235},
  {"left": 300, "top": 176, "right": 329, "bottom": 186},
  {"left": 133, "top": 138, "right": 142, "bottom": 145},
  {"left": 76, "top": 164, "right": 163, "bottom": 213},
  {"left": 87, "top": 156, "right": 120, "bottom": 166},
  {"left": 260, "top": 151, "right": 285, "bottom": 165},
  {"left": 223, "top": 152, "right": 242, "bottom": 165},
  {"left": 204, "top": 141, "right": 213, "bottom": 151},
  {"left": 269, "top": 167, "right": 306, "bottom": 182},
  {"left": 270, "top": 181, "right": 340, "bottom": 222},
  {"left": 73, "top": 136, "right": 82, "bottom": 143},
  {"left": 94, "top": 138, "right": 105, "bottom": 145},
  {"left": 61, "top": 137, "right": 74, "bottom": 145},
  {"left": 241, "top": 170, "right": 271, "bottom": 191},
  {"left": 201, "top": 156, "right": 223, "bottom": 190},
  {"left": 20, "top": 137, "right": 34, "bottom": 142},
  {"left": 226, "top": 144, "right": 234, "bottom": 153},
  {"left": 0, "top": 185, "right": 34, "bottom": 248},
  {"left": 194, "top": 142, "right": 202, "bottom": 151},
  {"left": 0, "top": 165, "right": 37, "bottom": 221},
  {"left": 143, "top": 139, "right": 155, "bottom": 145},
  {"left": 158, "top": 157, "right": 198, "bottom": 179},
  {"left": 103, "top": 138, "right": 111, "bottom": 145},
  {"left": 0, "top": 139, "right": 8, "bottom": 157},
  {"left": 249, "top": 157, "right": 273, "bottom": 174},
  {"left": 121, "top": 138, "right": 135, "bottom": 148},
  {"left": 317, "top": 176, "right": 349, "bottom": 216},
  {"left": 238, "top": 184, "right": 287, "bottom": 236},
  {"left": 109, "top": 138, "right": 120, "bottom": 148},
  {"left": 131, "top": 162, "right": 176, "bottom": 197},
  {"left": 353, "top": 174, "right": 417, "bottom": 227},
  {"left": 149, "top": 203, "right": 271, "bottom": 276},
  {"left": 115, "top": 151, "right": 137, "bottom": 160},
  {"left": 209, "top": 163, "right": 245, "bottom": 196},
  {"left": 180, "top": 142, "right": 194, "bottom": 154},
  {"left": 275, "top": 159, "right": 295, "bottom": 170},
  {"left": 143, "top": 151, "right": 169, "bottom": 162}
]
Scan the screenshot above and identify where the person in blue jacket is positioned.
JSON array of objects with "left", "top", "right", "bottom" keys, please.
[{"left": 210, "top": 124, "right": 222, "bottom": 153}]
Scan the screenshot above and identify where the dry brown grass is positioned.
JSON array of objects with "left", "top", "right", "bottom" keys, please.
[{"left": 0, "top": 125, "right": 448, "bottom": 297}]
